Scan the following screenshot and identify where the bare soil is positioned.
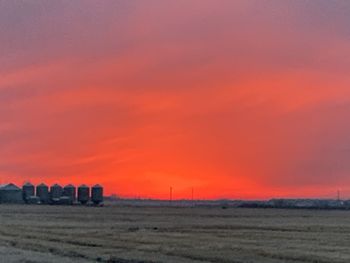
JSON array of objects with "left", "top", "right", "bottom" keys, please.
[{"left": 0, "top": 204, "right": 350, "bottom": 262}]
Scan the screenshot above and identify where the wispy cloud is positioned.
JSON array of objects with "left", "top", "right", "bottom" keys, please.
[{"left": 0, "top": 0, "right": 350, "bottom": 198}]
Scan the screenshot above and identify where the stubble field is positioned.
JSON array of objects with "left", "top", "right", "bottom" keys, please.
[{"left": 0, "top": 204, "right": 350, "bottom": 263}]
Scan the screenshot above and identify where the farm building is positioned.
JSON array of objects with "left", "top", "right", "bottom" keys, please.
[
  {"left": 36, "top": 183, "right": 49, "bottom": 204},
  {"left": 63, "top": 184, "right": 76, "bottom": 201},
  {"left": 92, "top": 184, "right": 103, "bottom": 205},
  {"left": 0, "top": 183, "right": 23, "bottom": 204},
  {"left": 22, "top": 182, "right": 35, "bottom": 202},
  {"left": 0, "top": 182, "right": 103, "bottom": 205},
  {"left": 78, "top": 184, "right": 90, "bottom": 204}
]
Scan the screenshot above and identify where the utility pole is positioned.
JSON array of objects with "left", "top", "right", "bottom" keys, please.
[
  {"left": 337, "top": 189, "right": 340, "bottom": 201},
  {"left": 191, "top": 187, "right": 194, "bottom": 207},
  {"left": 169, "top": 186, "right": 173, "bottom": 205}
]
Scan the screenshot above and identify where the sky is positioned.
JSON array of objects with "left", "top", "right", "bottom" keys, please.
[{"left": 1, "top": 0, "right": 350, "bottom": 199}]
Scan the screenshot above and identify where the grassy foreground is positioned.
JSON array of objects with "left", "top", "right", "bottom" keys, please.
[{"left": 0, "top": 204, "right": 350, "bottom": 262}]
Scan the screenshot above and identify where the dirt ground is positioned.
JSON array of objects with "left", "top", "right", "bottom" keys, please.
[{"left": 0, "top": 204, "right": 350, "bottom": 263}]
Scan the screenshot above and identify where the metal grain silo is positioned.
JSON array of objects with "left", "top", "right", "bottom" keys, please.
[
  {"left": 63, "top": 184, "right": 76, "bottom": 202},
  {"left": 91, "top": 184, "right": 103, "bottom": 205},
  {"left": 77, "top": 184, "right": 89, "bottom": 204},
  {"left": 50, "top": 183, "right": 63, "bottom": 201},
  {"left": 0, "top": 183, "right": 23, "bottom": 203},
  {"left": 22, "top": 182, "right": 35, "bottom": 202},
  {"left": 36, "top": 183, "right": 49, "bottom": 204}
]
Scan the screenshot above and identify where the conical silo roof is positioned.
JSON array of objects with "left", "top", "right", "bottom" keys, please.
[{"left": 0, "top": 183, "right": 21, "bottom": 191}]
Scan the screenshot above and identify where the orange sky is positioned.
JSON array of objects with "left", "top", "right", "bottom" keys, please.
[{"left": 1, "top": 1, "right": 350, "bottom": 199}]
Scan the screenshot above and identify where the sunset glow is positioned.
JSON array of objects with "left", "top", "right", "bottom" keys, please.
[{"left": 1, "top": 1, "right": 350, "bottom": 199}]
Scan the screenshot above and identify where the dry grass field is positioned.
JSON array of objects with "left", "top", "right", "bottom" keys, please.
[{"left": 0, "top": 205, "right": 350, "bottom": 263}]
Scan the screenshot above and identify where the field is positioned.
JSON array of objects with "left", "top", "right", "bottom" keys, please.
[{"left": 0, "top": 205, "right": 350, "bottom": 263}]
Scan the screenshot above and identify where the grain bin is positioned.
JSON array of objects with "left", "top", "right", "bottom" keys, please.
[
  {"left": 78, "top": 184, "right": 89, "bottom": 204},
  {"left": 22, "top": 182, "right": 35, "bottom": 202},
  {"left": 91, "top": 184, "right": 103, "bottom": 205},
  {"left": 0, "top": 183, "right": 23, "bottom": 203},
  {"left": 36, "top": 183, "right": 49, "bottom": 204},
  {"left": 63, "top": 184, "right": 76, "bottom": 202},
  {"left": 50, "top": 183, "right": 63, "bottom": 201}
]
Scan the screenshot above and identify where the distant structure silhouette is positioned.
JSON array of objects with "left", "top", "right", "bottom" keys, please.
[
  {"left": 92, "top": 184, "right": 103, "bottom": 205},
  {"left": 78, "top": 184, "right": 90, "bottom": 204},
  {"left": 0, "top": 182, "right": 103, "bottom": 205},
  {"left": 0, "top": 184, "right": 23, "bottom": 203},
  {"left": 63, "top": 184, "right": 76, "bottom": 202},
  {"left": 36, "top": 183, "right": 49, "bottom": 204},
  {"left": 169, "top": 186, "right": 173, "bottom": 205},
  {"left": 22, "top": 182, "right": 35, "bottom": 202}
]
